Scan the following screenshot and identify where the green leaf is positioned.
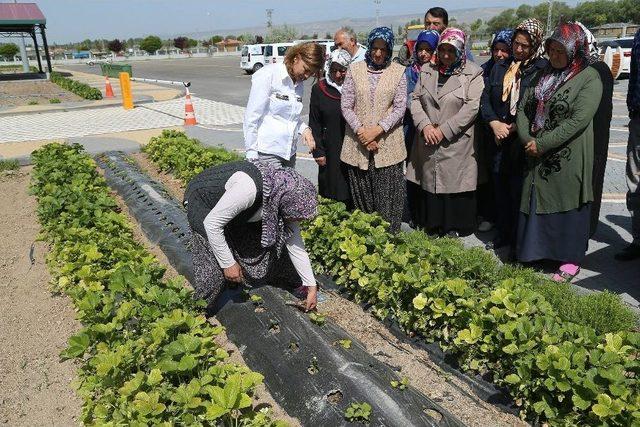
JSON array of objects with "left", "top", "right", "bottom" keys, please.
[
  {"left": 147, "top": 368, "right": 163, "bottom": 386},
  {"left": 572, "top": 394, "right": 592, "bottom": 410},
  {"left": 553, "top": 356, "right": 571, "bottom": 371},
  {"left": 337, "top": 339, "right": 352, "bottom": 349},
  {"left": 504, "top": 374, "right": 521, "bottom": 384},
  {"left": 61, "top": 332, "right": 90, "bottom": 359},
  {"left": 412, "top": 293, "right": 428, "bottom": 310},
  {"left": 502, "top": 343, "right": 519, "bottom": 355}
]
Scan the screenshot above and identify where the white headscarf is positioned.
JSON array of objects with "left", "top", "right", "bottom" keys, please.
[
  {"left": 325, "top": 48, "right": 352, "bottom": 93},
  {"left": 575, "top": 21, "right": 600, "bottom": 62}
]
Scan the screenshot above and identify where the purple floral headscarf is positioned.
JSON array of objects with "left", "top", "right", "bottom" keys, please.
[{"left": 251, "top": 160, "right": 318, "bottom": 253}]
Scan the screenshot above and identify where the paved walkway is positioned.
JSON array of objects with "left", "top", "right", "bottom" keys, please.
[{"left": 0, "top": 96, "right": 245, "bottom": 144}]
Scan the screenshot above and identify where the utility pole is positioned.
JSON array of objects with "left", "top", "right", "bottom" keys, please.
[
  {"left": 14, "top": 0, "right": 29, "bottom": 72},
  {"left": 266, "top": 9, "right": 274, "bottom": 29},
  {"left": 374, "top": 0, "right": 381, "bottom": 27},
  {"left": 546, "top": 0, "right": 554, "bottom": 36}
]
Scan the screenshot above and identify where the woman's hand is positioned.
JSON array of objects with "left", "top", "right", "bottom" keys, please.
[
  {"left": 357, "top": 125, "right": 383, "bottom": 145},
  {"left": 525, "top": 140, "right": 540, "bottom": 157},
  {"left": 366, "top": 141, "right": 379, "bottom": 152},
  {"left": 305, "top": 285, "right": 318, "bottom": 311},
  {"left": 490, "top": 120, "right": 510, "bottom": 140},
  {"left": 425, "top": 126, "right": 444, "bottom": 145},
  {"left": 314, "top": 156, "right": 326, "bottom": 167},
  {"left": 302, "top": 128, "right": 316, "bottom": 151},
  {"left": 223, "top": 262, "right": 244, "bottom": 284}
]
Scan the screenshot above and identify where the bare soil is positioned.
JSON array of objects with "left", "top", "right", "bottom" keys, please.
[
  {"left": 0, "top": 168, "right": 82, "bottom": 426},
  {"left": 103, "top": 165, "right": 300, "bottom": 426},
  {"left": 0, "top": 81, "right": 82, "bottom": 107},
  {"left": 132, "top": 152, "right": 526, "bottom": 426}
]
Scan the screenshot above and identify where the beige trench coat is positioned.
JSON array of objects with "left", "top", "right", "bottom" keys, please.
[{"left": 406, "top": 61, "right": 484, "bottom": 194}]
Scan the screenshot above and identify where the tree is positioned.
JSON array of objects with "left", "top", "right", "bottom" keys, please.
[
  {"left": 140, "top": 35, "right": 162, "bottom": 54},
  {"left": 225, "top": 35, "right": 235, "bottom": 40},
  {"left": 107, "top": 39, "right": 124, "bottom": 53},
  {"left": 0, "top": 43, "right": 19, "bottom": 59},
  {"left": 486, "top": 9, "right": 517, "bottom": 33},
  {"left": 265, "top": 24, "right": 299, "bottom": 43},
  {"left": 470, "top": 19, "right": 483, "bottom": 33},
  {"left": 173, "top": 36, "right": 189, "bottom": 50},
  {"left": 211, "top": 35, "right": 223, "bottom": 44}
]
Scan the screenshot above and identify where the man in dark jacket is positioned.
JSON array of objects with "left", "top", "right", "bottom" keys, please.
[{"left": 615, "top": 28, "right": 640, "bottom": 261}]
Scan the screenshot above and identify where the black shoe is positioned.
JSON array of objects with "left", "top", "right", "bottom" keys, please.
[{"left": 614, "top": 243, "right": 640, "bottom": 261}]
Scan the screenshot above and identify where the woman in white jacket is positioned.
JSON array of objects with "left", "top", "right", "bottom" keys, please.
[{"left": 243, "top": 42, "right": 326, "bottom": 167}]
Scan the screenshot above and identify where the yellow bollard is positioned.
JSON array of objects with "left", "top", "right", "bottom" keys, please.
[{"left": 119, "top": 72, "right": 134, "bottom": 110}]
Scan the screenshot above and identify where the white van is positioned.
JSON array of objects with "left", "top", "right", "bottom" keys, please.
[
  {"left": 240, "top": 44, "right": 267, "bottom": 74},
  {"left": 263, "top": 42, "right": 295, "bottom": 65}
]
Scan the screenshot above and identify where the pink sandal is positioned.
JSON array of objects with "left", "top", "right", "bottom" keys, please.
[{"left": 552, "top": 263, "right": 580, "bottom": 283}]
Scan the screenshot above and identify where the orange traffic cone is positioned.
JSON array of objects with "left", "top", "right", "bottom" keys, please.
[
  {"left": 104, "top": 76, "right": 115, "bottom": 98},
  {"left": 183, "top": 87, "right": 197, "bottom": 126}
]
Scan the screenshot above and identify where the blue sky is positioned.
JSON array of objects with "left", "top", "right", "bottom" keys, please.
[{"left": 27, "top": 0, "right": 569, "bottom": 43}]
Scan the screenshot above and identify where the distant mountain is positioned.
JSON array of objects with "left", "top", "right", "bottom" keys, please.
[{"left": 183, "top": 7, "right": 507, "bottom": 40}]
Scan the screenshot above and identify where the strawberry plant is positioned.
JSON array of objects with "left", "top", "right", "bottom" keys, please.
[
  {"left": 344, "top": 402, "right": 372, "bottom": 424},
  {"left": 30, "top": 143, "right": 284, "bottom": 426},
  {"left": 143, "top": 130, "right": 241, "bottom": 184}
]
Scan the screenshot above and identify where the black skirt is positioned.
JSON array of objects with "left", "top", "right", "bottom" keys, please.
[
  {"left": 516, "top": 190, "right": 591, "bottom": 264},
  {"left": 407, "top": 181, "right": 477, "bottom": 236}
]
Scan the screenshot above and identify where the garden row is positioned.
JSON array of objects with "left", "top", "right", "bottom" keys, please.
[
  {"left": 142, "top": 130, "right": 640, "bottom": 426},
  {"left": 30, "top": 143, "right": 284, "bottom": 426},
  {"left": 50, "top": 71, "right": 103, "bottom": 100}
]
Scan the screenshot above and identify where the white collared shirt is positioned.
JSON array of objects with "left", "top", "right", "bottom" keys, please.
[
  {"left": 351, "top": 45, "right": 367, "bottom": 63},
  {"left": 243, "top": 63, "right": 308, "bottom": 160}
]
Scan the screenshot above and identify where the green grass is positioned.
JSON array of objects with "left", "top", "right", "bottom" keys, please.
[
  {"left": 48, "top": 98, "right": 61, "bottom": 104},
  {"left": 27, "top": 100, "right": 38, "bottom": 105},
  {"left": 0, "top": 159, "right": 20, "bottom": 172}
]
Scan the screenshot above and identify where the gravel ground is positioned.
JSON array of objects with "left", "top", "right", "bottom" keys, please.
[
  {"left": 0, "top": 168, "right": 82, "bottom": 426},
  {"left": 0, "top": 81, "right": 81, "bottom": 107}
]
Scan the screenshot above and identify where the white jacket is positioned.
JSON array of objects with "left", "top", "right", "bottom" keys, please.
[{"left": 243, "top": 63, "right": 308, "bottom": 160}]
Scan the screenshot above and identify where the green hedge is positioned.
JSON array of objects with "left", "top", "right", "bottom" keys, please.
[
  {"left": 30, "top": 143, "right": 283, "bottom": 426},
  {"left": 143, "top": 130, "right": 242, "bottom": 184},
  {"left": 50, "top": 71, "right": 103, "bottom": 100},
  {"left": 302, "top": 200, "right": 640, "bottom": 426}
]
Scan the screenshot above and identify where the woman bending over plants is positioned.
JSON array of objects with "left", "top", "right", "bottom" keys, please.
[{"left": 184, "top": 160, "right": 319, "bottom": 313}]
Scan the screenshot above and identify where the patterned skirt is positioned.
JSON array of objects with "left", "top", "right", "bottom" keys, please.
[
  {"left": 190, "top": 222, "right": 300, "bottom": 308},
  {"left": 346, "top": 159, "right": 405, "bottom": 233}
]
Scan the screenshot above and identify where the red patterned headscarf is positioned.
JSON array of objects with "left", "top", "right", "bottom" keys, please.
[{"left": 532, "top": 23, "right": 590, "bottom": 133}]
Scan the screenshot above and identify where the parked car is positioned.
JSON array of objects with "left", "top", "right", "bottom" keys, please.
[
  {"left": 86, "top": 57, "right": 112, "bottom": 66},
  {"left": 599, "top": 37, "right": 633, "bottom": 75},
  {"left": 240, "top": 43, "right": 267, "bottom": 74}
]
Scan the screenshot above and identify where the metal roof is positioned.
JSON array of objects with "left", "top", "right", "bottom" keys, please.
[{"left": 0, "top": 3, "right": 46, "bottom": 27}]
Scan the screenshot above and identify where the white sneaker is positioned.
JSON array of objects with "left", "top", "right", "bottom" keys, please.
[{"left": 478, "top": 221, "right": 493, "bottom": 232}]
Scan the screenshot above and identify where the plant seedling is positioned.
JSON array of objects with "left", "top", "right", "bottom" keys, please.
[
  {"left": 49, "top": 98, "right": 61, "bottom": 104},
  {"left": 28, "top": 100, "right": 38, "bottom": 105},
  {"left": 307, "top": 357, "right": 319, "bottom": 375},
  {"left": 390, "top": 376, "right": 409, "bottom": 390},
  {"left": 345, "top": 402, "right": 372, "bottom": 424},
  {"left": 336, "top": 339, "right": 352, "bottom": 349},
  {"left": 309, "top": 312, "right": 326, "bottom": 326},
  {"left": 250, "top": 294, "right": 263, "bottom": 304}
]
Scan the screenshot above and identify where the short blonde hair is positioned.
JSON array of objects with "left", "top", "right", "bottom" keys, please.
[{"left": 284, "top": 42, "right": 325, "bottom": 76}]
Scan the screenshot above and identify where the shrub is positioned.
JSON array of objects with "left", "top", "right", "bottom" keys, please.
[
  {"left": 0, "top": 159, "right": 19, "bottom": 172},
  {"left": 50, "top": 71, "right": 102, "bottom": 100}
]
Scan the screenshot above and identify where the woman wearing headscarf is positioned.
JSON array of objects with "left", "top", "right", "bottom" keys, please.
[
  {"left": 407, "top": 28, "right": 485, "bottom": 237},
  {"left": 476, "top": 28, "right": 514, "bottom": 235},
  {"left": 310, "top": 49, "right": 352, "bottom": 207},
  {"left": 404, "top": 30, "right": 439, "bottom": 224},
  {"left": 515, "top": 23, "right": 602, "bottom": 282},
  {"left": 575, "top": 21, "right": 614, "bottom": 237},
  {"left": 483, "top": 19, "right": 549, "bottom": 255},
  {"left": 184, "top": 160, "right": 319, "bottom": 313},
  {"left": 341, "top": 27, "right": 408, "bottom": 233}
]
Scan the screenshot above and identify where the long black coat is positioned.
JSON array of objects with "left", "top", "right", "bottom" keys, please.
[
  {"left": 589, "top": 61, "right": 614, "bottom": 237},
  {"left": 309, "top": 80, "right": 351, "bottom": 204}
]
